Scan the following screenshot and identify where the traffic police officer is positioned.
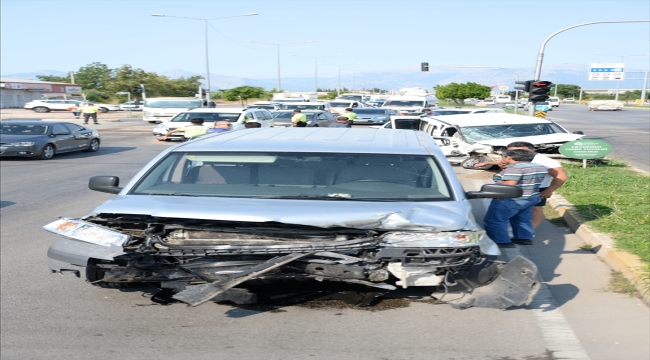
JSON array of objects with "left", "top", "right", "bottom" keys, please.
[{"left": 81, "top": 102, "right": 100, "bottom": 125}]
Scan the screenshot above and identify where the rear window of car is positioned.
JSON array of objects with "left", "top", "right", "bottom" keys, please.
[{"left": 130, "top": 152, "right": 453, "bottom": 202}]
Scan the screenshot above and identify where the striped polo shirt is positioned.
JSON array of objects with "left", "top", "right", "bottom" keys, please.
[{"left": 493, "top": 162, "right": 547, "bottom": 197}]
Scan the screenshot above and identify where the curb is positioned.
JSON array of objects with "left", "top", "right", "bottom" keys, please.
[{"left": 548, "top": 193, "right": 649, "bottom": 304}]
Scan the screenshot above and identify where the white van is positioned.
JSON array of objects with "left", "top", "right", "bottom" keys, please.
[{"left": 547, "top": 97, "right": 560, "bottom": 107}]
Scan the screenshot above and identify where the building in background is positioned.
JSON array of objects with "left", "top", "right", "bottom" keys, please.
[{"left": 0, "top": 78, "right": 83, "bottom": 108}]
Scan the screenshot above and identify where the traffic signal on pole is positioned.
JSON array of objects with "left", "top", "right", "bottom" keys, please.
[
  {"left": 515, "top": 80, "right": 531, "bottom": 93},
  {"left": 132, "top": 85, "right": 143, "bottom": 94},
  {"left": 200, "top": 88, "right": 207, "bottom": 96},
  {"left": 421, "top": 62, "right": 429, "bottom": 72},
  {"left": 528, "top": 81, "right": 553, "bottom": 102}
]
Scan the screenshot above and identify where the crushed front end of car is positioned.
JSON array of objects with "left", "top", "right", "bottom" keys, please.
[{"left": 43, "top": 132, "right": 542, "bottom": 309}]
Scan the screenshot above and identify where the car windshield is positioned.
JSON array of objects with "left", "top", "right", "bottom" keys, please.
[
  {"left": 354, "top": 109, "right": 386, "bottom": 114},
  {"left": 273, "top": 112, "right": 293, "bottom": 119},
  {"left": 339, "top": 95, "right": 363, "bottom": 101},
  {"left": 384, "top": 100, "right": 425, "bottom": 106},
  {"left": 460, "top": 123, "right": 567, "bottom": 143},
  {"left": 130, "top": 152, "right": 453, "bottom": 201},
  {"left": 0, "top": 124, "right": 49, "bottom": 135},
  {"left": 170, "top": 112, "right": 241, "bottom": 123},
  {"left": 144, "top": 100, "right": 202, "bottom": 108},
  {"left": 281, "top": 104, "right": 322, "bottom": 110}
]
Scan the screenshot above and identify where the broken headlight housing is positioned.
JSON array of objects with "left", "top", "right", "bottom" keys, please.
[
  {"left": 380, "top": 231, "right": 484, "bottom": 248},
  {"left": 43, "top": 218, "right": 130, "bottom": 247}
]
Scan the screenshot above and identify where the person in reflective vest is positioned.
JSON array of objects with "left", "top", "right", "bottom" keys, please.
[
  {"left": 291, "top": 110, "right": 307, "bottom": 127},
  {"left": 341, "top": 108, "right": 357, "bottom": 123},
  {"left": 157, "top": 118, "right": 207, "bottom": 141},
  {"left": 81, "top": 103, "right": 100, "bottom": 125}
]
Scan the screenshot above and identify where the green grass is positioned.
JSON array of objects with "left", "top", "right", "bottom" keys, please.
[
  {"left": 556, "top": 160, "right": 650, "bottom": 264},
  {"left": 608, "top": 271, "right": 640, "bottom": 296}
]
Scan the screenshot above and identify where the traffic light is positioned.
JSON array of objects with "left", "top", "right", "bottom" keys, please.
[
  {"left": 515, "top": 80, "right": 531, "bottom": 93},
  {"left": 200, "top": 88, "right": 207, "bottom": 96},
  {"left": 421, "top": 62, "right": 429, "bottom": 72},
  {"left": 529, "top": 81, "right": 553, "bottom": 102},
  {"left": 132, "top": 85, "right": 143, "bottom": 94}
]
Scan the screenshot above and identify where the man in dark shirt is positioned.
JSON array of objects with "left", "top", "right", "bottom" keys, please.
[{"left": 328, "top": 116, "right": 352, "bottom": 128}]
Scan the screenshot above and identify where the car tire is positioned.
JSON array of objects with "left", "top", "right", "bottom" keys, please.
[
  {"left": 148, "top": 121, "right": 157, "bottom": 124},
  {"left": 99, "top": 107, "right": 109, "bottom": 113},
  {"left": 33, "top": 106, "right": 50, "bottom": 113},
  {"left": 461, "top": 155, "right": 493, "bottom": 170},
  {"left": 86, "top": 258, "right": 141, "bottom": 288},
  {"left": 83, "top": 138, "right": 100, "bottom": 152},
  {"left": 37, "top": 144, "right": 55, "bottom": 160}
]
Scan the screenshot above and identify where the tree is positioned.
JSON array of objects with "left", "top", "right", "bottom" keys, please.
[
  {"left": 434, "top": 82, "right": 491, "bottom": 105},
  {"left": 221, "top": 86, "right": 269, "bottom": 103},
  {"left": 551, "top": 84, "right": 581, "bottom": 98},
  {"left": 75, "top": 62, "right": 113, "bottom": 89},
  {"left": 36, "top": 75, "right": 70, "bottom": 83}
]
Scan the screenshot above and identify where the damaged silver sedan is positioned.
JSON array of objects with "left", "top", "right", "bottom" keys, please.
[{"left": 44, "top": 128, "right": 541, "bottom": 309}]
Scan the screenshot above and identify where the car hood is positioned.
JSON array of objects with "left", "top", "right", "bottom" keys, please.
[
  {"left": 0, "top": 134, "right": 45, "bottom": 142},
  {"left": 91, "top": 195, "right": 477, "bottom": 231},
  {"left": 470, "top": 133, "right": 583, "bottom": 147}
]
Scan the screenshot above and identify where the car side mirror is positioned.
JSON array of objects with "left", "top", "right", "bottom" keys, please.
[
  {"left": 572, "top": 131, "right": 584, "bottom": 135},
  {"left": 465, "top": 184, "right": 523, "bottom": 199},
  {"left": 89, "top": 176, "right": 123, "bottom": 194}
]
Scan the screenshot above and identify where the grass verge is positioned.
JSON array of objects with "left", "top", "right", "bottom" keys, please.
[
  {"left": 555, "top": 160, "right": 650, "bottom": 265},
  {"left": 608, "top": 271, "right": 640, "bottom": 296}
]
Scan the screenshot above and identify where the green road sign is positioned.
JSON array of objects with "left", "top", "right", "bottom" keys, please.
[{"left": 559, "top": 139, "right": 613, "bottom": 159}]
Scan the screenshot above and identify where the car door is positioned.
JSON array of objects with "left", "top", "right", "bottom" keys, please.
[
  {"left": 63, "top": 123, "right": 92, "bottom": 149},
  {"left": 315, "top": 113, "right": 335, "bottom": 127},
  {"left": 253, "top": 111, "right": 272, "bottom": 127},
  {"left": 50, "top": 123, "right": 76, "bottom": 152}
]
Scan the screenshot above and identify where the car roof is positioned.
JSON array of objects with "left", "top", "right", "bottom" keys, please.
[
  {"left": 177, "top": 128, "right": 435, "bottom": 155},
  {"left": 428, "top": 113, "right": 552, "bottom": 126},
  {"left": 183, "top": 107, "right": 250, "bottom": 113},
  {"left": 1, "top": 120, "right": 62, "bottom": 125}
]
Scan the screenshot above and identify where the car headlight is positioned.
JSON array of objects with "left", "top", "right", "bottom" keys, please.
[
  {"left": 154, "top": 124, "right": 166, "bottom": 130},
  {"left": 381, "top": 231, "right": 484, "bottom": 247},
  {"left": 43, "top": 218, "right": 130, "bottom": 247},
  {"left": 5, "top": 142, "right": 35, "bottom": 147},
  {"left": 144, "top": 111, "right": 152, "bottom": 117}
]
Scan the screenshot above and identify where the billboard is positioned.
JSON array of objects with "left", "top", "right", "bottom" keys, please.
[{"left": 589, "top": 62, "right": 625, "bottom": 81}]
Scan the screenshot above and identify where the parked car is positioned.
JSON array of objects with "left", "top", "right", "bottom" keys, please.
[
  {"left": 23, "top": 100, "right": 120, "bottom": 113},
  {"left": 0, "top": 120, "right": 100, "bottom": 159},
  {"left": 563, "top": 98, "right": 575, "bottom": 103},
  {"left": 327, "top": 100, "right": 363, "bottom": 114},
  {"left": 119, "top": 101, "right": 143, "bottom": 111},
  {"left": 272, "top": 110, "right": 337, "bottom": 127},
  {"left": 350, "top": 108, "right": 398, "bottom": 124},
  {"left": 152, "top": 108, "right": 274, "bottom": 140},
  {"left": 43, "top": 127, "right": 542, "bottom": 309},
  {"left": 478, "top": 99, "right": 495, "bottom": 106},
  {"left": 245, "top": 101, "right": 281, "bottom": 111},
  {"left": 365, "top": 99, "right": 386, "bottom": 107},
  {"left": 587, "top": 100, "right": 624, "bottom": 111}
]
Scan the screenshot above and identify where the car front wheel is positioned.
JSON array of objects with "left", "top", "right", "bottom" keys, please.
[
  {"left": 98, "top": 107, "right": 109, "bottom": 113},
  {"left": 33, "top": 107, "right": 50, "bottom": 113},
  {"left": 37, "top": 144, "right": 55, "bottom": 160},
  {"left": 84, "top": 138, "right": 100, "bottom": 152}
]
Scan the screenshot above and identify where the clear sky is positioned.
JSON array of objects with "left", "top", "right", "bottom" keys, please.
[{"left": 1, "top": 0, "right": 649, "bottom": 79}]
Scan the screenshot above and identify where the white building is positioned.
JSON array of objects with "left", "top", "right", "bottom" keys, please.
[{"left": 0, "top": 78, "right": 83, "bottom": 108}]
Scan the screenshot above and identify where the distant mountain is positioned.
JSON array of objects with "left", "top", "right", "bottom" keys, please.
[{"left": 3, "top": 66, "right": 642, "bottom": 92}]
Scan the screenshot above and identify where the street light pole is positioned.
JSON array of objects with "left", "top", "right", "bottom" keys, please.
[
  {"left": 321, "top": 62, "right": 362, "bottom": 96},
  {"left": 290, "top": 54, "right": 343, "bottom": 93},
  {"left": 532, "top": 20, "right": 649, "bottom": 81},
  {"left": 243, "top": 40, "right": 314, "bottom": 91},
  {"left": 595, "top": 53, "right": 649, "bottom": 101},
  {"left": 152, "top": 13, "right": 258, "bottom": 105}
]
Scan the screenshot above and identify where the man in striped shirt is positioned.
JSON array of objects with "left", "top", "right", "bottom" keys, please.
[{"left": 483, "top": 149, "right": 547, "bottom": 248}]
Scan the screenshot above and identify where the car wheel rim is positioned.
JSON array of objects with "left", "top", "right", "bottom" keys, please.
[
  {"left": 44, "top": 146, "right": 54, "bottom": 158},
  {"left": 90, "top": 140, "right": 99, "bottom": 151}
]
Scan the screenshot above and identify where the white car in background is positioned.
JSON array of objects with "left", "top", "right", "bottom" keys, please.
[
  {"left": 119, "top": 101, "right": 143, "bottom": 111},
  {"left": 588, "top": 100, "right": 624, "bottom": 111},
  {"left": 563, "top": 98, "right": 575, "bottom": 103},
  {"left": 24, "top": 99, "right": 120, "bottom": 113}
]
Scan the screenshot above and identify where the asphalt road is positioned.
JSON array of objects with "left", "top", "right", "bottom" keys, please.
[
  {"left": 543, "top": 104, "right": 650, "bottom": 173},
  {"left": 1, "top": 125, "right": 648, "bottom": 360}
]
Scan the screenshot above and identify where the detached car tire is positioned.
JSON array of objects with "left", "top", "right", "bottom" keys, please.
[
  {"left": 85, "top": 258, "right": 140, "bottom": 288},
  {"left": 461, "top": 156, "right": 494, "bottom": 170}
]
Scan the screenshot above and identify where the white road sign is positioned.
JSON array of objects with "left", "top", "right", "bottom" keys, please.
[{"left": 589, "top": 62, "right": 625, "bottom": 81}]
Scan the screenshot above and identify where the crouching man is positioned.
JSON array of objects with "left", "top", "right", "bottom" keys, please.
[{"left": 483, "top": 149, "right": 547, "bottom": 248}]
